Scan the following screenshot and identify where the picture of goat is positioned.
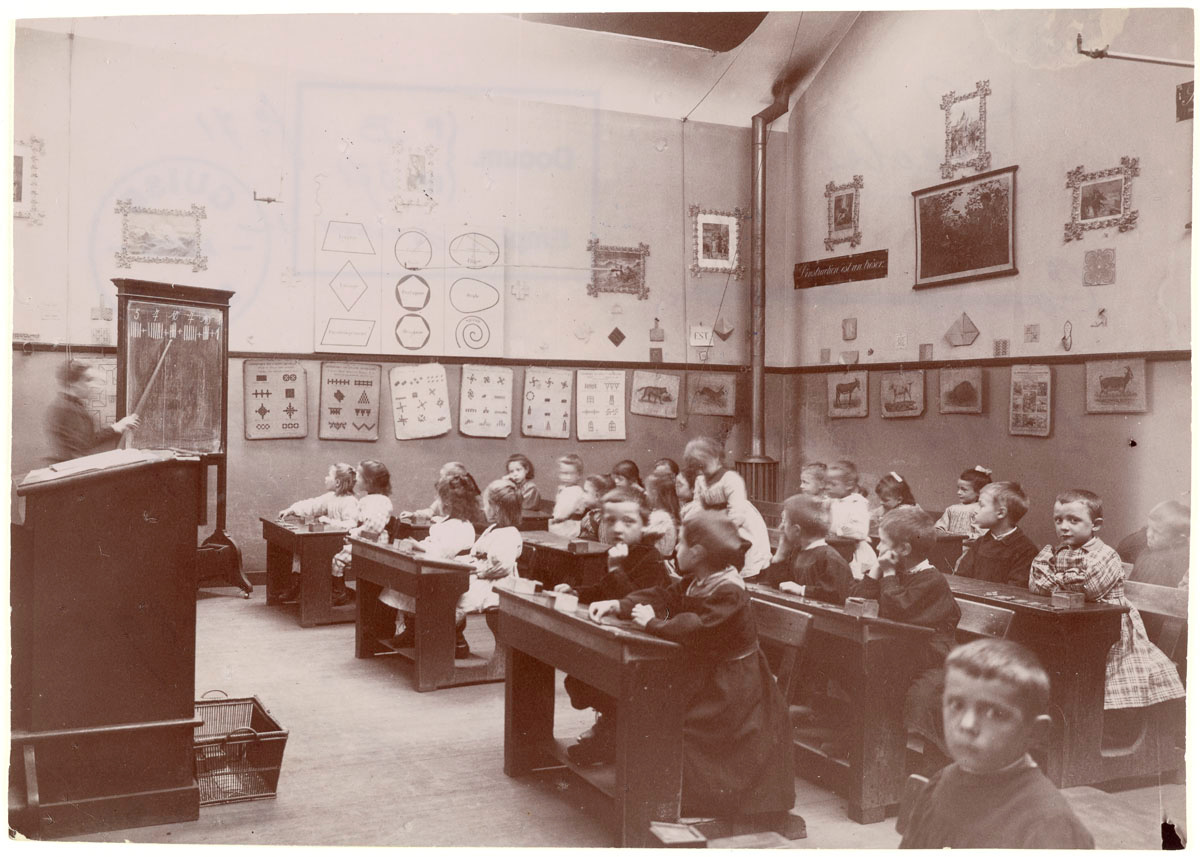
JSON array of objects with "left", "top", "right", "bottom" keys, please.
[{"left": 1098, "top": 366, "right": 1134, "bottom": 398}]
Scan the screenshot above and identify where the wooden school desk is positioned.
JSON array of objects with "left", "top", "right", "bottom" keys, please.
[
  {"left": 261, "top": 517, "right": 352, "bottom": 627},
  {"left": 496, "top": 587, "right": 693, "bottom": 848},
  {"left": 518, "top": 509, "right": 551, "bottom": 531},
  {"left": 747, "top": 583, "right": 934, "bottom": 824},
  {"left": 945, "top": 576, "right": 1127, "bottom": 788},
  {"left": 518, "top": 530, "right": 609, "bottom": 590},
  {"left": 351, "top": 538, "right": 504, "bottom": 691}
]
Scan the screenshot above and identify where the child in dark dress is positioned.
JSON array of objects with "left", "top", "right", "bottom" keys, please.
[
  {"left": 763, "top": 493, "right": 853, "bottom": 605},
  {"left": 589, "top": 510, "right": 796, "bottom": 817},
  {"left": 953, "top": 482, "right": 1039, "bottom": 586},
  {"left": 1129, "top": 500, "right": 1189, "bottom": 589}
]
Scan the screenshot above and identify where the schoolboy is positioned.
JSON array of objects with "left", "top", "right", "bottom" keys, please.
[
  {"left": 900, "top": 638, "right": 1094, "bottom": 848},
  {"left": 554, "top": 486, "right": 671, "bottom": 762},
  {"left": 953, "top": 482, "right": 1039, "bottom": 587},
  {"left": 763, "top": 494, "right": 853, "bottom": 605}
]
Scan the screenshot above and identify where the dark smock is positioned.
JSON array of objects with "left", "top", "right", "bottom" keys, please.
[
  {"left": 954, "top": 527, "right": 1039, "bottom": 587},
  {"left": 45, "top": 393, "right": 120, "bottom": 464},
  {"left": 761, "top": 542, "right": 854, "bottom": 605},
  {"left": 619, "top": 569, "right": 795, "bottom": 817}
]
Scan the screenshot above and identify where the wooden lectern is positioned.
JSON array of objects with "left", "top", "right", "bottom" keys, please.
[{"left": 10, "top": 454, "right": 202, "bottom": 838}]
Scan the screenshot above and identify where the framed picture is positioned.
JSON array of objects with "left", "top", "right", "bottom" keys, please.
[
  {"left": 114, "top": 199, "right": 208, "bottom": 272},
  {"left": 824, "top": 176, "right": 863, "bottom": 251},
  {"left": 392, "top": 142, "right": 438, "bottom": 213},
  {"left": 14, "top": 136, "right": 44, "bottom": 224},
  {"left": 1064, "top": 157, "right": 1139, "bottom": 241},
  {"left": 630, "top": 370, "right": 680, "bottom": 419},
  {"left": 939, "top": 367, "right": 984, "bottom": 414},
  {"left": 689, "top": 205, "right": 744, "bottom": 278},
  {"left": 587, "top": 238, "right": 650, "bottom": 300},
  {"left": 1009, "top": 364, "right": 1051, "bottom": 437},
  {"left": 687, "top": 371, "right": 736, "bottom": 417},
  {"left": 940, "top": 80, "right": 991, "bottom": 179},
  {"left": 880, "top": 370, "right": 924, "bottom": 418},
  {"left": 1085, "top": 359, "right": 1147, "bottom": 414},
  {"left": 913, "top": 165, "right": 1017, "bottom": 289},
  {"left": 827, "top": 371, "right": 868, "bottom": 419}
]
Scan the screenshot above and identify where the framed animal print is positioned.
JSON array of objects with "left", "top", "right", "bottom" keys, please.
[
  {"left": 880, "top": 370, "right": 924, "bottom": 418},
  {"left": 689, "top": 205, "right": 744, "bottom": 279},
  {"left": 1064, "top": 157, "right": 1139, "bottom": 242},
  {"left": 939, "top": 367, "right": 984, "bottom": 414},
  {"left": 687, "top": 372, "right": 736, "bottom": 417},
  {"left": 827, "top": 371, "right": 868, "bottom": 419},
  {"left": 630, "top": 370, "right": 680, "bottom": 419},
  {"left": 1085, "top": 359, "right": 1146, "bottom": 414}
]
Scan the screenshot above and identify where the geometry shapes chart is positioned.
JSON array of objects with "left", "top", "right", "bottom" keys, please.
[
  {"left": 629, "top": 370, "right": 679, "bottom": 420},
  {"left": 320, "top": 318, "right": 376, "bottom": 348},
  {"left": 330, "top": 260, "right": 370, "bottom": 312},
  {"left": 322, "top": 220, "right": 376, "bottom": 255},
  {"left": 522, "top": 367, "right": 572, "bottom": 439},
  {"left": 395, "top": 314, "right": 432, "bottom": 351},
  {"left": 389, "top": 363, "right": 451, "bottom": 440},
  {"left": 448, "top": 278, "right": 500, "bottom": 314},
  {"left": 243, "top": 359, "right": 308, "bottom": 440},
  {"left": 576, "top": 369, "right": 626, "bottom": 441},
  {"left": 459, "top": 364, "right": 513, "bottom": 438},
  {"left": 454, "top": 315, "right": 491, "bottom": 351},
  {"left": 394, "top": 230, "right": 434, "bottom": 270},
  {"left": 396, "top": 274, "right": 431, "bottom": 311},
  {"left": 320, "top": 361, "right": 381, "bottom": 441},
  {"left": 448, "top": 232, "right": 500, "bottom": 269}
]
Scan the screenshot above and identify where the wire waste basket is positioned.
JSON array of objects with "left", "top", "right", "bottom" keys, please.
[{"left": 194, "top": 691, "right": 289, "bottom": 806}]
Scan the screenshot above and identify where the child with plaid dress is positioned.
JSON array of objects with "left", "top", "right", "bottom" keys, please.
[{"left": 1028, "top": 489, "right": 1184, "bottom": 712}]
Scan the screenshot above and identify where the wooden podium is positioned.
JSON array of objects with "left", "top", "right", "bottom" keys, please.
[{"left": 10, "top": 454, "right": 202, "bottom": 838}]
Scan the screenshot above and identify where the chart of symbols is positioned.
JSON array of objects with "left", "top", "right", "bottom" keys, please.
[{"left": 314, "top": 218, "right": 505, "bottom": 358}]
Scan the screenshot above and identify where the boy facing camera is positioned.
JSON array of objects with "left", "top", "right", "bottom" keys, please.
[{"left": 900, "top": 639, "right": 1094, "bottom": 849}]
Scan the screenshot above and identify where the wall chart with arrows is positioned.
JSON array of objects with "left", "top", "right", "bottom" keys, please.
[{"left": 319, "top": 362, "right": 382, "bottom": 441}]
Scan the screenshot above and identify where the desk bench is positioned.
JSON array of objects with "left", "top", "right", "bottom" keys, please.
[
  {"left": 518, "top": 531, "right": 609, "bottom": 591},
  {"left": 261, "top": 517, "right": 353, "bottom": 627}
]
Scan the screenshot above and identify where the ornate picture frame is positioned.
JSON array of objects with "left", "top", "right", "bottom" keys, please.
[
  {"left": 940, "top": 80, "right": 991, "bottom": 179},
  {"left": 1064, "top": 157, "right": 1139, "bottom": 241},
  {"left": 689, "top": 205, "right": 744, "bottom": 278},
  {"left": 913, "top": 165, "right": 1017, "bottom": 289},
  {"left": 824, "top": 176, "right": 862, "bottom": 251},
  {"left": 587, "top": 238, "right": 650, "bottom": 300},
  {"left": 392, "top": 142, "right": 438, "bottom": 213},
  {"left": 114, "top": 199, "right": 208, "bottom": 272},
  {"left": 14, "top": 136, "right": 44, "bottom": 224}
]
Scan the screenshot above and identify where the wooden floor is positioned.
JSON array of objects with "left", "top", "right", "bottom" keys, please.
[{"left": 72, "top": 584, "right": 1186, "bottom": 849}]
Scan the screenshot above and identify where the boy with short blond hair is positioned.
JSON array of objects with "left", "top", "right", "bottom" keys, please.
[
  {"left": 900, "top": 639, "right": 1094, "bottom": 848},
  {"left": 954, "top": 481, "right": 1039, "bottom": 586}
]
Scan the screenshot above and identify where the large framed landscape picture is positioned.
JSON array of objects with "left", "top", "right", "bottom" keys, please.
[{"left": 912, "top": 165, "right": 1017, "bottom": 289}]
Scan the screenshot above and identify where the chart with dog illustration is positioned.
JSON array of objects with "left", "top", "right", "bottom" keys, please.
[
  {"left": 388, "top": 363, "right": 452, "bottom": 439},
  {"left": 243, "top": 359, "right": 309, "bottom": 439},
  {"left": 629, "top": 370, "right": 680, "bottom": 419},
  {"left": 521, "top": 367, "right": 573, "bottom": 438},
  {"left": 319, "top": 362, "right": 382, "bottom": 441},
  {"left": 459, "top": 365, "right": 513, "bottom": 438},
  {"left": 577, "top": 369, "right": 626, "bottom": 441}
]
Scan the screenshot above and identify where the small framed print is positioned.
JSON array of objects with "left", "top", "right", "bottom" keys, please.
[
  {"left": 939, "top": 367, "right": 983, "bottom": 414},
  {"left": 940, "top": 80, "right": 992, "bottom": 179},
  {"left": 392, "top": 142, "right": 438, "bottom": 213},
  {"left": 689, "top": 205, "right": 744, "bottom": 279},
  {"left": 114, "top": 199, "right": 208, "bottom": 272},
  {"left": 587, "top": 239, "right": 650, "bottom": 300},
  {"left": 880, "top": 370, "right": 924, "bottom": 418},
  {"left": 828, "top": 371, "right": 867, "bottom": 419},
  {"left": 1085, "top": 359, "right": 1147, "bottom": 414},
  {"left": 824, "top": 176, "right": 862, "bottom": 251},
  {"left": 1009, "top": 364, "right": 1051, "bottom": 437},
  {"left": 1064, "top": 157, "right": 1139, "bottom": 241}
]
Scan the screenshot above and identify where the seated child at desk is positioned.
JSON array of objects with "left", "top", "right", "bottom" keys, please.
[
  {"left": 330, "top": 460, "right": 394, "bottom": 607},
  {"left": 504, "top": 453, "right": 540, "bottom": 511},
  {"left": 953, "top": 482, "right": 1038, "bottom": 586},
  {"left": 935, "top": 465, "right": 991, "bottom": 537},
  {"left": 850, "top": 506, "right": 961, "bottom": 753},
  {"left": 611, "top": 459, "right": 644, "bottom": 491},
  {"left": 685, "top": 436, "right": 772, "bottom": 578},
  {"left": 1129, "top": 500, "right": 1189, "bottom": 589},
  {"left": 553, "top": 486, "right": 671, "bottom": 763},
  {"left": 643, "top": 471, "right": 681, "bottom": 559},
  {"left": 414, "top": 461, "right": 487, "bottom": 529},
  {"left": 578, "top": 474, "right": 614, "bottom": 542},
  {"left": 276, "top": 462, "right": 360, "bottom": 602},
  {"left": 763, "top": 494, "right": 853, "bottom": 605},
  {"left": 589, "top": 511, "right": 795, "bottom": 817},
  {"left": 800, "top": 461, "right": 827, "bottom": 498},
  {"left": 549, "top": 453, "right": 587, "bottom": 538},
  {"left": 825, "top": 460, "right": 877, "bottom": 575},
  {"left": 900, "top": 639, "right": 1094, "bottom": 849},
  {"left": 381, "top": 471, "right": 480, "bottom": 649},
  {"left": 869, "top": 471, "right": 919, "bottom": 539},
  {"left": 454, "top": 481, "right": 524, "bottom": 658},
  {"left": 1028, "top": 490, "right": 1184, "bottom": 738}
]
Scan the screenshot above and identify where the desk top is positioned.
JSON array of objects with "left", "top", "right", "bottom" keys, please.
[
  {"left": 521, "top": 530, "right": 610, "bottom": 556},
  {"left": 350, "top": 537, "right": 474, "bottom": 573},
  {"left": 498, "top": 587, "right": 680, "bottom": 653},
  {"left": 946, "top": 575, "right": 1128, "bottom": 617},
  {"left": 262, "top": 515, "right": 349, "bottom": 535},
  {"left": 747, "top": 583, "right": 935, "bottom": 638}
]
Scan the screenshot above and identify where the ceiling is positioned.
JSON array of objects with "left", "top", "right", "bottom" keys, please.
[{"left": 18, "top": 11, "right": 860, "bottom": 127}]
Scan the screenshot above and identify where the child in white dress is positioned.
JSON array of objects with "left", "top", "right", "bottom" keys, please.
[
  {"left": 684, "top": 436, "right": 771, "bottom": 578},
  {"left": 276, "top": 462, "right": 360, "bottom": 602},
  {"left": 826, "top": 460, "right": 877, "bottom": 576},
  {"left": 935, "top": 465, "right": 992, "bottom": 536},
  {"left": 456, "top": 482, "right": 525, "bottom": 658},
  {"left": 329, "top": 461, "right": 394, "bottom": 607}
]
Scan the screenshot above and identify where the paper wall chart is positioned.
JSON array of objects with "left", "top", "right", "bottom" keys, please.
[
  {"left": 459, "top": 365, "right": 513, "bottom": 438},
  {"left": 389, "top": 363, "right": 452, "bottom": 439},
  {"left": 577, "top": 369, "right": 626, "bottom": 441},
  {"left": 244, "top": 359, "right": 308, "bottom": 439},
  {"left": 629, "top": 370, "right": 680, "bottom": 419},
  {"left": 314, "top": 219, "right": 382, "bottom": 353},
  {"left": 319, "top": 362, "right": 382, "bottom": 441},
  {"left": 522, "top": 367, "right": 573, "bottom": 438}
]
